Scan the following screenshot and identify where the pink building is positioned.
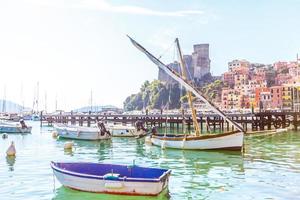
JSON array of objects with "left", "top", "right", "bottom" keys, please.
[
  {"left": 276, "top": 74, "right": 292, "bottom": 85},
  {"left": 222, "top": 71, "right": 235, "bottom": 87},
  {"left": 270, "top": 86, "right": 282, "bottom": 109},
  {"left": 221, "top": 88, "right": 240, "bottom": 109},
  {"left": 232, "top": 66, "right": 249, "bottom": 75},
  {"left": 274, "top": 61, "right": 288, "bottom": 72}
]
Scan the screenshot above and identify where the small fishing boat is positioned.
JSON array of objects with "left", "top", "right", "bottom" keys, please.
[
  {"left": 128, "top": 36, "right": 245, "bottom": 151},
  {"left": 0, "top": 120, "right": 32, "bottom": 133},
  {"left": 108, "top": 121, "right": 147, "bottom": 137},
  {"left": 51, "top": 162, "right": 171, "bottom": 196},
  {"left": 54, "top": 122, "right": 111, "bottom": 140}
]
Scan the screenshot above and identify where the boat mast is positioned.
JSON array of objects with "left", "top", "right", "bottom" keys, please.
[
  {"left": 175, "top": 38, "right": 201, "bottom": 136},
  {"left": 2, "top": 85, "right": 6, "bottom": 113}
]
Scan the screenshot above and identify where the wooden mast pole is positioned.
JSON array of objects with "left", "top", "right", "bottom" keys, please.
[{"left": 175, "top": 38, "right": 201, "bottom": 136}]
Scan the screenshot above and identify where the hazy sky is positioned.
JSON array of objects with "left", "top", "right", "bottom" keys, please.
[{"left": 0, "top": 0, "right": 299, "bottom": 111}]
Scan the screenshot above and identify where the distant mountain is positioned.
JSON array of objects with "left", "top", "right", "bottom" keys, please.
[
  {"left": 73, "top": 105, "right": 122, "bottom": 113},
  {"left": 0, "top": 99, "right": 31, "bottom": 113}
]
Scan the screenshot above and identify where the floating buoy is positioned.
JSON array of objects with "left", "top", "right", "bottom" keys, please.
[
  {"left": 2, "top": 133, "right": 8, "bottom": 139},
  {"left": 161, "top": 140, "right": 166, "bottom": 149},
  {"left": 64, "top": 141, "right": 74, "bottom": 150},
  {"left": 52, "top": 131, "right": 58, "bottom": 138},
  {"left": 6, "top": 141, "right": 16, "bottom": 157}
]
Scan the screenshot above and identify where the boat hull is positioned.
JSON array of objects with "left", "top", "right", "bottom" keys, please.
[
  {"left": 51, "top": 162, "right": 170, "bottom": 196},
  {"left": 55, "top": 125, "right": 111, "bottom": 140},
  {"left": 110, "top": 128, "right": 146, "bottom": 137},
  {"left": 0, "top": 125, "right": 32, "bottom": 133},
  {"left": 150, "top": 131, "right": 244, "bottom": 150}
]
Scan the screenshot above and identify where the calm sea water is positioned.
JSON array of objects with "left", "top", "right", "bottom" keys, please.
[{"left": 1, "top": 121, "right": 300, "bottom": 200}]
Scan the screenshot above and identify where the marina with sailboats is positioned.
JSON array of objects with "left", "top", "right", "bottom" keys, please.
[
  {"left": 1, "top": 0, "right": 300, "bottom": 199},
  {"left": 1, "top": 35, "right": 300, "bottom": 199}
]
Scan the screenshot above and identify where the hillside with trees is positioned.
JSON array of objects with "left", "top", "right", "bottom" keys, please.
[{"left": 123, "top": 79, "right": 223, "bottom": 111}]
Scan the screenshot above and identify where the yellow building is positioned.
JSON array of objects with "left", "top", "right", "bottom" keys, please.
[{"left": 282, "top": 84, "right": 292, "bottom": 110}]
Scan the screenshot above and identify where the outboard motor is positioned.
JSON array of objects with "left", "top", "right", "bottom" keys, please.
[
  {"left": 97, "top": 121, "right": 111, "bottom": 136},
  {"left": 135, "top": 120, "right": 147, "bottom": 132},
  {"left": 20, "top": 120, "right": 28, "bottom": 129}
]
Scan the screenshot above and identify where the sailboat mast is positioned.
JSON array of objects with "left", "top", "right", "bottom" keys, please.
[
  {"left": 2, "top": 85, "right": 6, "bottom": 113},
  {"left": 175, "top": 38, "right": 201, "bottom": 136},
  {"left": 44, "top": 91, "right": 47, "bottom": 113}
]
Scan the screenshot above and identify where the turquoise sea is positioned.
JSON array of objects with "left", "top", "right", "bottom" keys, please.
[{"left": 1, "top": 121, "right": 300, "bottom": 200}]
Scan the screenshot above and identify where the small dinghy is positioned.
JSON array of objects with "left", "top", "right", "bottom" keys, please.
[
  {"left": 51, "top": 162, "right": 171, "bottom": 196},
  {"left": 54, "top": 122, "right": 111, "bottom": 141},
  {"left": 0, "top": 120, "right": 32, "bottom": 133}
]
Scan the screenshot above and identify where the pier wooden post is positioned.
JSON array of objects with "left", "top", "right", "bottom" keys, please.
[
  {"left": 282, "top": 115, "right": 286, "bottom": 128},
  {"left": 187, "top": 117, "right": 191, "bottom": 131},
  {"left": 267, "top": 115, "right": 272, "bottom": 130},
  {"left": 200, "top": 116, "right": 203, "bottom": 133},
  {"left": 206, "top": 117, "right": 209, "bottom": 133},
  {"left": 213, "top": 117, "right": 216, "bottom": 132},
  {"left": 294, "top": 113, "right": 298, "bottom": 131}
]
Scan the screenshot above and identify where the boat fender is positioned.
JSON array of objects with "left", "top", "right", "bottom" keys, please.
[
  {"left": 77, "top": 131, "right": 80, "bottom": 137},
  {"left": 181, "top": 137, "right": 186, "bottom": 148}
]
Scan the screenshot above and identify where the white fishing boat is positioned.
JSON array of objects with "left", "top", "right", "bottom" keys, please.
[
  {"left": 128, "top": 36, "right": 245, "bottom": 151},
  {"left": 107, "top": 121, "right": 147, "bottom": 137},
  {"left": 54, "top": 122, "right": 111, "bottom": 140},
  {"left": 0, "top": 120, "right": 32, "bottom": 133},
  {"left": 51, "top": 162, "right": 171, "bottom": 196}
]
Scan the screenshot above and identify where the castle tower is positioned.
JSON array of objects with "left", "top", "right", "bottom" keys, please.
[{"left": 192, "top": 44, "right": 210, "bottom": 80}]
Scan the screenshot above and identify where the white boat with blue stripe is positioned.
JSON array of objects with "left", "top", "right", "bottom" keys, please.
[
  {"left": 0, "top": 120, "right": 32, "bottom": 133},
  {"left": 51, "top": 162, "right": 171, "bottom": 196}
]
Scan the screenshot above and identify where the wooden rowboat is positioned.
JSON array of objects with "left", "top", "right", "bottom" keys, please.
[
  {"left": 149, "top": 130, "right": 243, "bottom": 150},
  {"left": 51, "top": 162, "right": 171, "bottom": 196}
]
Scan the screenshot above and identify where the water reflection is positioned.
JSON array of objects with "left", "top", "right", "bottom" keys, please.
[
  {"left": 53, "top": 186, "right": 170, "bottom": 200},
  {"left": 63, "top": 149, "right": 74, "bottom": 156},
  {"left": 143, "top": 147, "right": 245, "bottom": 199},
  {"left": 6, "top": 156, "right": 16, "bottom": 171}
]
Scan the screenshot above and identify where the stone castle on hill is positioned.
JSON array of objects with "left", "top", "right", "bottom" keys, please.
[{"left": 158, "top": 43, "right": 212, "bottom": 85}]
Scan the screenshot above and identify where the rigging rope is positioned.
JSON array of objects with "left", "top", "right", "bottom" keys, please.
[{"left": 157, "top": 41, "right": 176, "bottom": 60}]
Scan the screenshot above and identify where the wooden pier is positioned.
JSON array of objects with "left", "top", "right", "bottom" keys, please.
[{"left": 40, "top": 111, "right": 300, "bottom": 133}]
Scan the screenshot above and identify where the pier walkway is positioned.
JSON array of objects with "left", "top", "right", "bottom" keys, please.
[{"left": 40, "top": 111, "right": 300, "bottom": 133}]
